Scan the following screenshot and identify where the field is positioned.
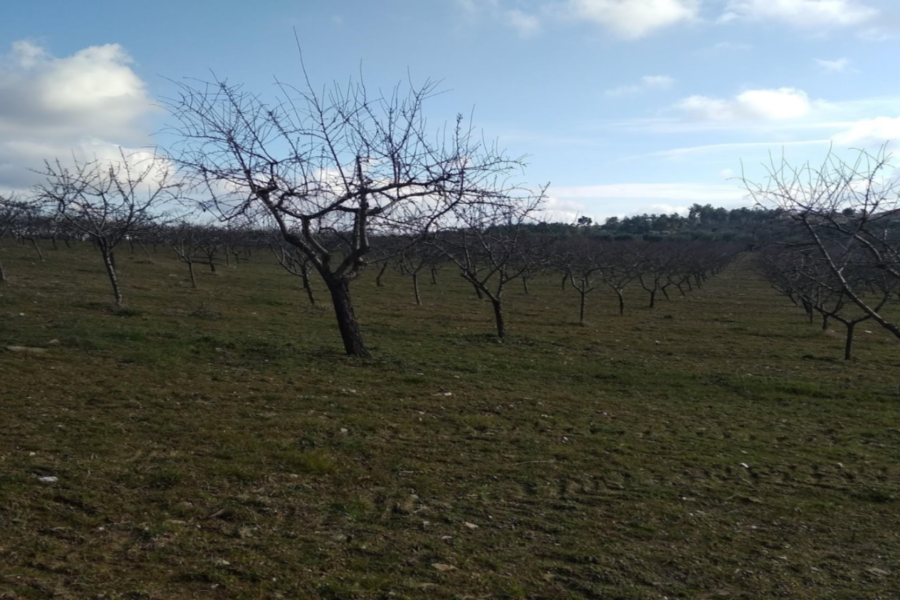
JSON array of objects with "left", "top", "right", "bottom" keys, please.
[{"left": 1, "top": 241, "right": 900, "bottom": 599}]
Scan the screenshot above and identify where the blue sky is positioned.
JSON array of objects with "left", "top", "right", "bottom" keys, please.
[{"left": 1, "top": 0, "right": 898, "bottom": 220}]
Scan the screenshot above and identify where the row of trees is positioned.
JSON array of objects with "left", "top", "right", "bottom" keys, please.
[
  {"left": 748, "top": 147, "right": 900, "bottom": 384},
  {"left": 1, "top": 61, "right": 749, "bottom": 359},
  {"left": 0, "top": 192, "right": 739, "bottom": 343}
]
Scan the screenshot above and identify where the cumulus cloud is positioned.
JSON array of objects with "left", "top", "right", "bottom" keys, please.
[
  {"left": 566, "top": 0, "right": 699, "bottom": 38},
  {"left": 0, "top": 41, "right": 157, "bottom": 192},
  {"left": 541, "top": 194, "right": 590, "bottom": 222},
  {"left": 722, "top": 0, "right": 878, "bottom": 29},
  {"left": 605, "top": 75, "right": 674, "bottom": 97},
  {"left": 506, "top": 9, "right": 541, "bottom": 37},
  {"left": 676, "top": 88, "right": 813, "bottom": 122}
]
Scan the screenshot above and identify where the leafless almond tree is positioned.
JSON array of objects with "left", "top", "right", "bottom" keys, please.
[
  {"left": 430, "top": 188, "right": 546, "bottom": 339},
  {"left": 744, "top": 146, "right": 900, "bottom": 384},
  {"left": 0, "top": 193, "right": 28, "bottom": 283},
  {"left": 165, "top": 69, "right": 527, "bottom": 357},
  {"left": 34, "top": 151, "right": 179, "bottom": 307}
]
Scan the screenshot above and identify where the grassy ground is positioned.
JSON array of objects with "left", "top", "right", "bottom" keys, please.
[{"left": 1, "top": 240, "right": 899, "bottom": 599}]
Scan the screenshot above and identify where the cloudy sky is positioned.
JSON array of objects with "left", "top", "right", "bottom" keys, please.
[{"left": 1, "top": 0, "right": 898, "bottom": 220}]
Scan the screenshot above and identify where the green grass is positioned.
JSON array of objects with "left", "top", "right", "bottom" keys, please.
[{"left": 1, "top": 240, "right": 899, "bottom": 599}]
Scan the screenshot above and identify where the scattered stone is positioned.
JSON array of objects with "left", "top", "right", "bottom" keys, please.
[
  {"left": 413, "top": 583, "right": 437, "bottom": 590},
  {"left": 432, "top": 563, "right": 456, "bottom": 572},
  {"left": 6, "top": 346, "right": 47, "bottom": 354},
  {"left": 463, "top": 522, "right": 479, "bottom": 530},
  {"left": 740, "top": 463, "right": 750, "bottom": 469},
  {"left": 37, "top": 476, "right": 58, "bottom": 484},
  {"left": 867, "top": 567, "right": 890, "bottom": 577},
  {"left": 47, "top": 339, "right": 60, "bottom": 345},
  {"left": 212, "top": 559, "right": 230, "bottom": 567}
]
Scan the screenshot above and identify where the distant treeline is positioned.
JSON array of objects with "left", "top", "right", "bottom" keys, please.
[{"left": 527, "top": 204, "right": 781, "bottom": 242}]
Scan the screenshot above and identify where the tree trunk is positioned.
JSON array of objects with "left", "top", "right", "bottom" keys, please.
[
  {"left": 138, "top": 241, "right": 151, "bottom": 259},
  {"left": 523, "top": 276, "right": 530, "bottom": 295},
  {"left": 301, "top": 267, "right": 316, "bottom": 306},
  {"left": 560, "top": 273, "right": 568, "bottom": 290},
  {"left": 579, "top": 290, "right": 586, "bottom": 325},
  {"left": 616, "top": 290, "right": 625, "bottom": 315},
  {"left": 648, "top": 290, "right": 656, "bottom": 309},
  {"left": 431, "top": 266, "right": 438, "bottom": 285},
  {"left": 375, "top": 262, "right": 388, "bottom": 287},
  {"left": 822, "top": 314, "right": 829, "bottom": 331},
  {"left": 101, "top": 247, "right": 123, "bottom": 307},
  {"left": 30, "top": 239, "right": 43, "bottom": 261},
  {"left": 844, "top": 321, "right": 855, "bottom": 361},
  {"left": 208, "top": 256, "right": 216, "bottom": 273},
  {"left": 412, "top": 273, "right": 421, "bottom": 305},
  {"left": 0, "top": 257, "right": 6, "bottom": 283},
  {"left": 188, "top": 261, "right": 197, "bottom": 288},
  {"left": 324, "top": 275, "right": 370, "bottom": 358},
  {"left": 491, "top": 298, "right": 506, "bottom": 339},
  {"left": 661, "top": 285, "right": 670, "bottom": 301},
  {"left": 472, "top": 280, "right": 484, "bottom": 300}
]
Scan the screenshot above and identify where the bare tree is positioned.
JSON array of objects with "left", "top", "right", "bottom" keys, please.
[
  {"left": 596, "top": 242, "right": 641, "bottom": 316},
  {"left": 430, "top": 189, "right": 546, "bottom": 339},
  {"left": 169, "top": 221, "right": 205, "bottom": 288},
  {"left": 8, "top": 200, "right": 47, "bottom": 261},
  {"left": 744, "top": 146, "right": 900, "bottom": 382},
  {"left": 270, "top": 232, "right": 318, "bottom": 307},
  {"left": 166, "top": 70, "right": 526, "bottom": 358},
  {"left": 757, "top": 245, "right": 894, "bottom": 360},
  {"left": 34, "top": 151, "right": 178, "bottom": 307},
  {"left": 0, "top": 194, "right": 28, "bottom": 283},
  {"left": 393, "top": 239, "right": 443, "bottom": 305},
  {"left": 553, "top": 236, "right": 603, "bottom": 325}
]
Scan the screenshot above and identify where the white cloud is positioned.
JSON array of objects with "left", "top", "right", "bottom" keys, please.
[
  {"left": 710, "top": 41, "right": 753, "bottom": 51},
  {"left": 550, "top": 182, "right": 747, "bottom": 202},
  {"left": 605, "top": 75, "right": 674, "bottom": 97},
  {"left": 565, "top": 0, "right": 699, "bottom": 39},
  {"left": 541, "top": 194, "right": 589, "bottom": 222},
  {"left": 0, "top": 41, "right": 156, "bottom": 192},
  {"left": 456, "top": 0, "right": 499, "bottom": 13},
  {"left": 816, "top": 57, "right": 851, "bottom": 72},
  {"left": 648, "top": 203, "right": 690, "bottom": 215},
  {"left": 637, "top": 139, "right": 831, "bottom": 160},
  {"left": 547, "top": 182, "right": 750, "bottom": 220},
  {"left": 833, "top": 116, "right": 900, "bottom": 146},
  {"left": 676, "top": 88, "right": 813, "bottom": 122},
  {"left": 506, "top": 9, "right": 541, "bottom": 37},
  {"left": 722, "top": 0, "right": 878, "bottom": 29}
]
